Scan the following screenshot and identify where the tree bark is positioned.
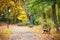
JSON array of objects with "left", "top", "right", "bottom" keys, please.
[{"left": 52, "top": 0, "right": 59, "bottom": 32}]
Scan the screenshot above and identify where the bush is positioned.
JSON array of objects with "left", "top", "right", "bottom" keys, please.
[
  {"left": 17, "top": 22, "right": 31, "bottom": 26},
  {"left": 34, "top": 18, "right": 42, "bottom": 25},
  {"left": 43, "top": 24, "right": 50, "bottom": 29},
  {"left": 0, "top": 29, "right": 13, "bottom": 39}
]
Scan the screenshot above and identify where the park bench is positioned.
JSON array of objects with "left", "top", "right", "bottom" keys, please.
[
  {"left": 43, "top": 24, "right": 51, "bottom": 34},
  {"left": 43, "top": 27, "right": 51, "bottom": 34}
]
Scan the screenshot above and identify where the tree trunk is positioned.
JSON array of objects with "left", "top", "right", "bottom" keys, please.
[
  {"left": 42, "top": 13, "right": 46, "bottom": 22},
  {"left": 52, "top": 0, "right": 59, "bottom": 32}
]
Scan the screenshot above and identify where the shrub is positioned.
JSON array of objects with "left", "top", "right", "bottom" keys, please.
[{"left": 0, "top": 29, "right": 13, "bottom": 39}]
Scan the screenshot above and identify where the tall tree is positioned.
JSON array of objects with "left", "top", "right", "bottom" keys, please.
[{"left": 52, "top": 0, "right": 59, "bottom": 32}]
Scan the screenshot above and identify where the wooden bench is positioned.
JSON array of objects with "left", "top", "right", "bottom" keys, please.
[{"left": 43, "top": 27, "right": 51, "bottom": 34}]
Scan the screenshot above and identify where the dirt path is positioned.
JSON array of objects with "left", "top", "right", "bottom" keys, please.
[
  {"left": 3, "top": 27, "right": 41, "bottom": 40},
  {"left": 2, "top": 26, "right": 55, "bottom": 40},
  {"left": 0, "top": 24, "right": 57, "bottom": 40}
]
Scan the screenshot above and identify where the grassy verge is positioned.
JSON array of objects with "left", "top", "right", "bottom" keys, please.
[{"left": 0, "top": 29, "right": 13, "bottom": 40}]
